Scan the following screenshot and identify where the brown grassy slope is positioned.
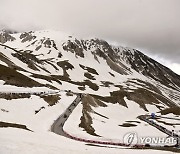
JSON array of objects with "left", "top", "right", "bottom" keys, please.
[
  {"left": 160, "top": 107, "right": 180, "bottom": 115},
  {"left": 0, "top": 64, "right": 41, "bottom": 87},
  {"left": 91, "top": 86, "right": 177, "bottom": 111},
  {"left": 0, "top": 121, "right": 32, "bottom": 131},
  {"left": 40, "top": 94, "right": 61, "bottom": 106},
  {"left": 79, "top": 95, "right": 107, "bottom": 136}
]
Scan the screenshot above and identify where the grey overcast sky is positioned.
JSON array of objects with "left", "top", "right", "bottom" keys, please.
[{"left": 0, "top": 0, "right": 180, "bottom": 74}]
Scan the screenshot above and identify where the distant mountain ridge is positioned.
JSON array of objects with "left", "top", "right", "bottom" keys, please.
[
  {"left": 0, "top": 29, "right": 180, "bottom": 100},
  {"left": 0, "top": 29, "right": 180, "bottom": 137}
]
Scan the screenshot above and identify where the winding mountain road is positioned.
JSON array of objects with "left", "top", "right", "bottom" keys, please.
[
  {"left": 51, "top": 94, "right": 82, "bottom": 137},
  {"left": 51, "top": 93, "right": 180, "bottom": 148},
  {"left": 138, "top": 115, "right": 180, "bottom": 146}
]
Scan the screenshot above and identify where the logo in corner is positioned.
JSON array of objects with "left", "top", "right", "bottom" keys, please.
[{"left": 123, "top": 132, "right": 138, "bottom": 145}]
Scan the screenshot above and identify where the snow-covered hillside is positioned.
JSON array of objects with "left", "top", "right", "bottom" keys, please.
[{"left": 0, "top": 30, "right": 180, "bottom": 153}]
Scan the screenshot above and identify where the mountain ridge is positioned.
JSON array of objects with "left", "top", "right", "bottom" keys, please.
[{"left": 0, "top": 30, "right": 180, "bottom": 147}]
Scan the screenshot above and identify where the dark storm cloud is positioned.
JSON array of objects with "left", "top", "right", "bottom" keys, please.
[{"left": 0, "top": 0, "right": 180, "bottom": 64}]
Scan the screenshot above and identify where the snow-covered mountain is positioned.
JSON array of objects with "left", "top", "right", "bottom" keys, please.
[{"left": 0, "top": 30, "right": 180, "bottom": 153}]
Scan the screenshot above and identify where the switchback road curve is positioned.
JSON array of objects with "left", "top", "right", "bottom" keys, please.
[{"left": 51, "top": 93, "right": 180, "bottom": 148}]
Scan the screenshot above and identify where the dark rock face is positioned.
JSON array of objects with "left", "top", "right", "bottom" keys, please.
[
  {"left": 0, "top": 30, "right": 16, "bottom": 43},
  {"left": 62, "top": 39, "right": 84, "bottom": 58},
  {"left": 20, "top": 31, "right": 36, "bottom": 43},
  {"left": 62, "top": 38, "right": 180, "bottom": 91},
  {"left": 121, "top": 49, "right": 180, "bottom": 91},
  {"left": 62, "top": 39, "right": 131, "bottom": 75},
  {"left": 35, "top": 38, "right": 58, "bottom": 51}
]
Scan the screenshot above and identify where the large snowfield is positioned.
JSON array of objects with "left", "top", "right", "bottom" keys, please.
[{"left": 0, "top": 92, "right": 175, "bottom": 154}]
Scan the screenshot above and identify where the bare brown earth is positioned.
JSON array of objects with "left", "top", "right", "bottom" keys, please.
[
  {"left": 0, "top": 64, "right": 41, "bottom": 87},
  {"left": 40, "top": 94, "right": 61, "bottom": 106},
  {"left": 0, "top": 93, "right": 31, "bottom": 100}
]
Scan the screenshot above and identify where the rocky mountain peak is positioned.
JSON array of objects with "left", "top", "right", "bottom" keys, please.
[{"left": 0, "top": 29, "right": 16, "bottom": 43}]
